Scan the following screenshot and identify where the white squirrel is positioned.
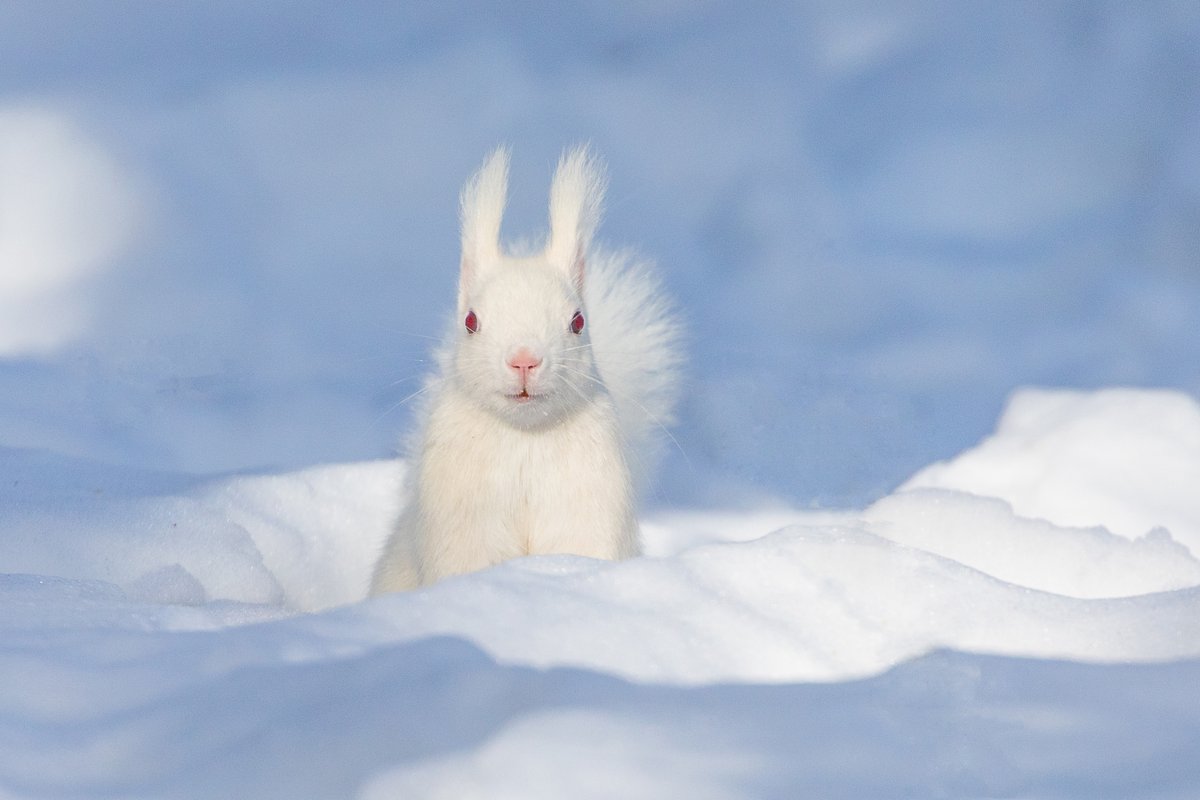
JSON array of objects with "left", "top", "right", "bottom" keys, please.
[{"left": 370, "top": 146, "right": 682, "bottom": 593}]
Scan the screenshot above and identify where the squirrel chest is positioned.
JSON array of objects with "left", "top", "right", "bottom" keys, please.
[{"left": 414, "top": 390, "right": 638, "bottom": 566}]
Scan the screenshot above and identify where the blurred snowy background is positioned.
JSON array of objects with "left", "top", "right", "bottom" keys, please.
[{"left": 4, "top": 1, "right": 1197, "bottom": 506}]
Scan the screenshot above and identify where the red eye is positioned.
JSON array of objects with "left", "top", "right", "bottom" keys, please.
[
  {"left": 570, "top": 309, "right": 585, "bottom": 335},
  {"left": 465, "top": 309, "right": 479, "bottom": 334}
]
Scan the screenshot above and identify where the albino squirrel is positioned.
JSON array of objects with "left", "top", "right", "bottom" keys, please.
[{"left": 370, "top": 146, "right": 682, "bottom": 593}]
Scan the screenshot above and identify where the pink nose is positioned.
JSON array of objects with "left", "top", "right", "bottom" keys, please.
[{"left": 508, "top": 349, "right": 542, "bottom": 381}]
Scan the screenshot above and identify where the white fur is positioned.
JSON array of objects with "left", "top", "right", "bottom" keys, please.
[{"left": 371, "top": 147, "right": 681, "bottom": 593}]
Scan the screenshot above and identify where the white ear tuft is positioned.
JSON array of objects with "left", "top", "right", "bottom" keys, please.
[
  {"left": 459, "top": 147, "right": 509, "bottom": 308},
  {"left": 547, "top": 145, "right": 607, "bottom": 289}
]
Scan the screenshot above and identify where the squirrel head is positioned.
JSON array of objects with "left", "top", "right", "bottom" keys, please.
[{"left": 450, "top": 146, "right": 609, "bottom": 429}]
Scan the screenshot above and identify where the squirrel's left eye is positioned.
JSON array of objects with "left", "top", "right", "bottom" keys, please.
[{"left": 569, "top": 309, "right": 585, "bottom": 335}]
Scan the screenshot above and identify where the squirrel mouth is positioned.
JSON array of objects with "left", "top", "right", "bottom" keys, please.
[{"left": 507, "top": 388, "right": 547, "bottom": 404}]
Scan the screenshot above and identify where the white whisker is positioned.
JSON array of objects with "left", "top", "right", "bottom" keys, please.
[
  {"left": 374, "top": 379, "right": 441, "bottom": 423},
  {"left": 560, "top": 363, "right": 690, "bottom": 469}
]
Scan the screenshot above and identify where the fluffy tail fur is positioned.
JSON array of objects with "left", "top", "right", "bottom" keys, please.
[
  {"left": 554, "top": 146, "right": 682, "bottom": 488},
  {"left": 584, "top": 248, "right": 682, "bottom": 489}
]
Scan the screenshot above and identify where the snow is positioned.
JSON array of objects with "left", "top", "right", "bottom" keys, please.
[
  {"left": 3, "top": 3, "right": 1200, "bottom": 798},
  {"left": 904, "top": 388, "right": 1200, "bottom": 552},
  {"left": 4, "top": 390, "right": 1200, "bottom": 796}
]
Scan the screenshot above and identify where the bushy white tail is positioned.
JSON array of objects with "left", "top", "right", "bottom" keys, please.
[
  {"left": 550, "top": 145, "right": 681, "bottom": 489},
  {"left": 585, "top": 249, "right": 683, "bottom": 489}
]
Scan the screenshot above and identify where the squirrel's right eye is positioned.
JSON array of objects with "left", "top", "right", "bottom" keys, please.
[{"left": 465, "top": 309, "right": 479, "bottom": 334}]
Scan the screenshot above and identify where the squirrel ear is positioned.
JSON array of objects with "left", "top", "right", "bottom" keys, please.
[
  {"left": 459, "top": 146, "right": 509, "bottom": 309},
  {"left": 546, "top": 145, "right": 606, "bottom": 292}
]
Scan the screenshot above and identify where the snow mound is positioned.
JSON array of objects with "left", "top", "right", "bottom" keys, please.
[
  {"left": 0, "top": 447, "right": 399, "bottom": 613},
  {"left": 904, "top": 387, "right": 1200, "bottom": 552},
  {"left": 3, "top": 387, "right": 1200, "bottom": 795},
  {"left": 361, "top": 524, "right": 1200, "bottom": 684},
  {"left": 3, "top": 388, "right": 1199, "bottom": 681},
  {"left": 864, "top": 489, "right": 1200, "bottom": 598}
]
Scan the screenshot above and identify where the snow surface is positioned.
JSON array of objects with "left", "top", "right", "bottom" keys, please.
[
  {"left": 3, "top": 3, "right": 1200, "bottom": 798},
  {"left": 4, "top": 391, "right": 1200, "bottom": 798}
]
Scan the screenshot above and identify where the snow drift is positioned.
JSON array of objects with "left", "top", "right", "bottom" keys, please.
[{"left": 1, "top": 387, "right": 1198, "bottom": 796}]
